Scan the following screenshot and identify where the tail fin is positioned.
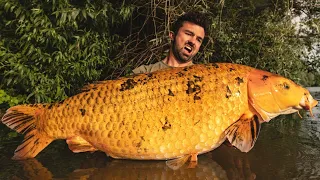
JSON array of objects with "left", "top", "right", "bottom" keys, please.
[{"left": 1, "top": 105, "right": 53, "bottom": 160}]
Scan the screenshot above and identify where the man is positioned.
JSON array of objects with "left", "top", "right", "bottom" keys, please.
[{"left": 132, "top": 11, "right": 209, "bottom": 74}]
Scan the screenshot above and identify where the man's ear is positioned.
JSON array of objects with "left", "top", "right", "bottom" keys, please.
[{"left": 169, "top": 31, "right": 175, "bottom": 41}]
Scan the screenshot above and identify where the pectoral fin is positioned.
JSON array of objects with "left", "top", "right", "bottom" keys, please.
[
  {"left": 166, "top": 153, "right": 198, "bottom": 170},
  {"left": 225, "top": 115, "right": 260, "bottom": 152},
  {"left": 66, "top": 136, "right": 98, "bottom": 153}
]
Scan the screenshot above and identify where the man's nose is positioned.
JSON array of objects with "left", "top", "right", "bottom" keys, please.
[{"left": 187, "top": 40, "right": 195, "bottom": 47}]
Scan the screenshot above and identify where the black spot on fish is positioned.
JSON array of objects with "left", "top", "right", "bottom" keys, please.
[
  {"left": 80, "top": 109, "right": 86, "bottom": 116},
  {"left": 136, "top": 142, "right": 142, "bottom": 148},
  {"left": 162, "top": 117, "right": 172, "bottom": 131},
  {"left": 186, "top": 81, "right": 196, "bottom": 94},
  {"left": 177, "top": 72, "right": 184, "bottom": 77},
  {"left": 283, "top": 82, "right": 290, "bottom": 89},
  {"left": 58, "top": 99, "right": 65, "bottom": 105},
  {"left": 120, "top": 79, "right": 137, "bottom": 91},
  {"left": 168, "top": 89, "right": 175, "bottom": 96},
  {"left": 229, "top": 68, "right": 235, "bottom": 72},
  {"left": 262, "top": 75, "right": 269, "bottom": 81},
  {"left": 47, "top": 104, "right": 53, "bottom": 109},
  {"left": 213, "top": 63, "right": 219, "bottom": 68},
  {"left": 183, "top": 67, "right": 189, "bottom": 71},
  {"left": 226, "top": 86, "right": 232, "bottom": 98},
  {"left": 193, "top": 75, "right": 203, "bottom": 82},
  {"left": 186, "top": 80, "right": 202, "bottom": 102},
  {"left": 186, "top": 81, "right": 201, "bottom": 94},
  {"left": 147, "top": 73, "right": 153, "bottom": 78},
  {"left": 194, "top": 96, "right": 201, "bottom": 101},
  {"left": 235, "top": 77, "right": 244, "bottom": 85}
]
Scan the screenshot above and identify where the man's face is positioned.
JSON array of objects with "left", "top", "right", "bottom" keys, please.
[{"left": 170, "top": 21, "right": 205, "bottom": 63}]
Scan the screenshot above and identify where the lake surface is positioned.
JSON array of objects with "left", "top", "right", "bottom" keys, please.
[{"left": 0, "top": 88, "right": 320, "bottom": 179}]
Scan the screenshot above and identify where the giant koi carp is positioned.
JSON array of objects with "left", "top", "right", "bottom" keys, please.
[{"left": 1, "top": 63, "right": 318, "bottom": 169}]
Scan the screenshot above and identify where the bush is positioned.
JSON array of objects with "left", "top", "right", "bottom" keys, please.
[{"left": 0, "top": 0, "right": 134, "bottom": 103}]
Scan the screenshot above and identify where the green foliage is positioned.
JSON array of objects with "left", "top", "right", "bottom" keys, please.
[
  {"left": 0, "top": 89, "right": 24, "bottom": 107},
  {"left": 0, "top": 0, "right": 134, "bottom": 103},
  {"left": 209, "top": 8, "right": 309, "bottom": 84}
]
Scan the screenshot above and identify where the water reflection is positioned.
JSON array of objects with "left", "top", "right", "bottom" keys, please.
[
  {"left": 1, "top": 144, "right": 257, "bottom": 180},
  {"left": 0, "top": 90, "right": 320, "bottom": 179},
  {"left": 15, "top": 154, "right": 229, "bottom": 180}
]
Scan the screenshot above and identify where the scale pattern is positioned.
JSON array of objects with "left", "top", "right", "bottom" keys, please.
[{"left": 39, "top": 63, "right": 253, "bottom": 160}]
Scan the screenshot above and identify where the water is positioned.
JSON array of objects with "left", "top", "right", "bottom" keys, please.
[{"left": 1, "top": 89, "right": 320, "bottom": 180}]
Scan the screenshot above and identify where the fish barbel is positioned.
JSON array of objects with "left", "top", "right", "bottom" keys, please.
[{"left": 1, "top": 63, "right": 318, "bottom": 169}]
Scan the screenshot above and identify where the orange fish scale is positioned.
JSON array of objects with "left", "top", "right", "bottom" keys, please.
[{"left": 38, "top": 63, "right": 253, "bottom": 160}]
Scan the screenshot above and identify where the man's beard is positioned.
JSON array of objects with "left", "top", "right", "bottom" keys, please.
[{"left": 171, "top": 39, "right": 193, "bottom": 63}]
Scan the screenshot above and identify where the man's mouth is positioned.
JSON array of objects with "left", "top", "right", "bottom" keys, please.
[{"left": 184, "top": 45, "right": 193, "bottom": 53}]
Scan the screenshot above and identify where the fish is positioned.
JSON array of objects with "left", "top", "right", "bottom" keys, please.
[{"left": 1, "top": 63, "right": 318, "bottom": 169}]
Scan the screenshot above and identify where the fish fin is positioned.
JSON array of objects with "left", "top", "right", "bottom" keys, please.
[
  {"left": 166, "top": 155, "right": 190, "bottom": 170},
  {"left": 225, "top": 115, "right": 260, "bottom": 152},
  {"left": 187, "top": 153, "right": 198, "bottom": 168},
  {"left": 1, "top": 105, "right": 53, "bottom": 160},
  {"left": 66, "top": 136, "right": 98, "bottom": 153}
]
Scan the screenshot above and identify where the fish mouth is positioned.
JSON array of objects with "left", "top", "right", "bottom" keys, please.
[{"left": 298, "top": 93, "right": 318, "bottom": 117}]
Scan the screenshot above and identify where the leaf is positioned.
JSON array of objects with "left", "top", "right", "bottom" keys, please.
[
  {"left": 60, "top": 12, "right": 67, "bottom": 24},
  {"left": 71, "top": 9, "right": 80, "bottom": 20},
  {"left": 81, "top": 10, "right": 87, "bottom": 19},
  {"left": 4, "top": 2, "right": 11, "bottom": 12},
  {"left": 87, "top": 12, "right": 94, "bottom": 19},
  {"left": 15, "top": 7, "right": 22, "bottom": 17},
  {"left": 8, "top": 132, "right": 18, "bottom": 138},
  {"left": 10, "top": 5, "right": 16, "bottom": 13}
]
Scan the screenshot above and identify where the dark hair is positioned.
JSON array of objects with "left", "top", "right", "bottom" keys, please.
[{"left": 171, "top": 11, "right": 209, "bottom": 35}]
